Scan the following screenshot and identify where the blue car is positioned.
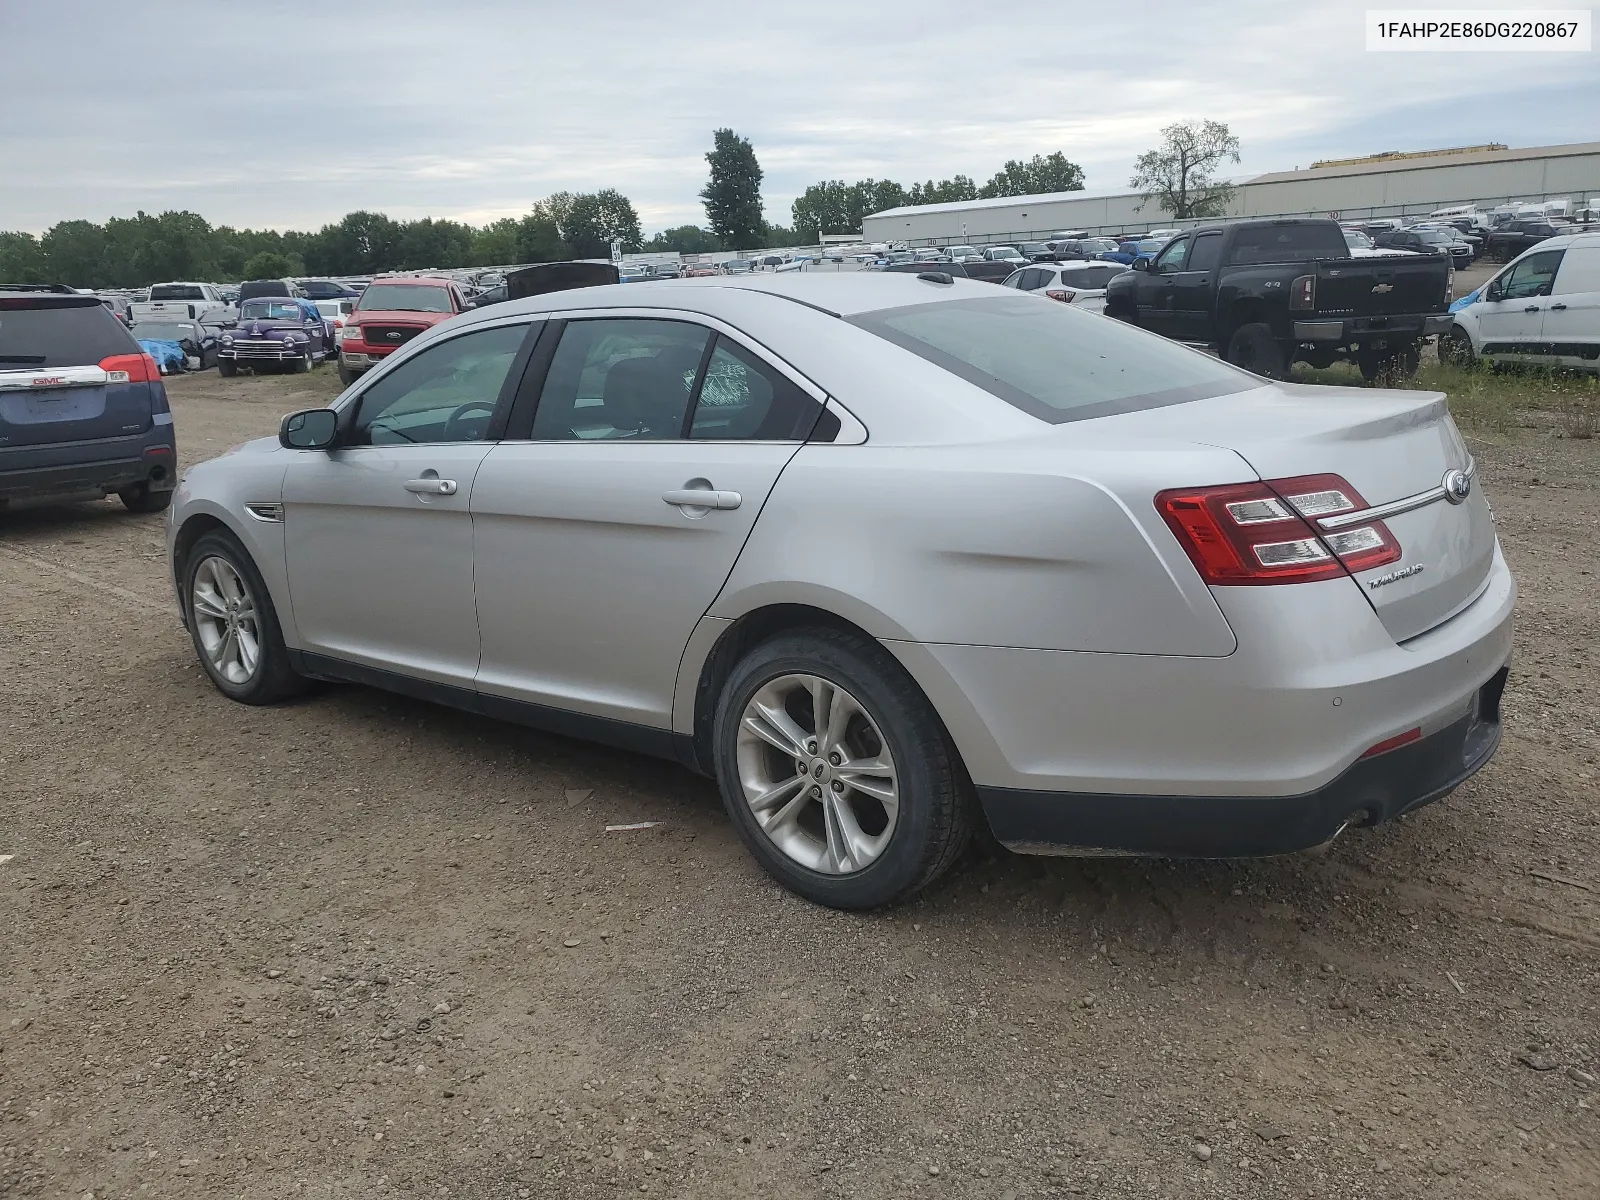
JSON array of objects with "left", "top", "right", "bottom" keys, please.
[
  {"left": 1097, "top": 238, "right": 1167, "bottom": 266},
  {"left": 0, "top": 284, "right": 177, "bottom": 512}
]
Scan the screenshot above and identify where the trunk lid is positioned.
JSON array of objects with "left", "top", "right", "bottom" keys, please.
[
  {"left": 1116, "top": 383, "right": 1496, "bottom": 642},
  {"left": 1314, "top": 254, "right": 1451, "bottom": 319}
]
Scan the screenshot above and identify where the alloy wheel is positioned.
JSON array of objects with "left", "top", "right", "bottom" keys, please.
[
  {"left": 734, "top": 673, "right": 899, "bottom": 875},
  {"left": 191, "top": 555, "right": 262, "bottom": 685}
]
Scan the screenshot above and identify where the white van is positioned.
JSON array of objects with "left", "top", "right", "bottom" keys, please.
[{"left": 1441, "top": 230, "right": 1600, "bottom": 371}]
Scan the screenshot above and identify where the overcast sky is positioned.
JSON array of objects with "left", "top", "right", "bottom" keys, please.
[{"left": 3, "top": 0, "right": 1595, "bottom": 235}]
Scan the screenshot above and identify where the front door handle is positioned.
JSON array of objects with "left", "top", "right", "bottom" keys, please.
[
  {"left": 1523, "top": 305, "right": 1541, "bottom": 313},
  {"left": 663, "top": 488, "right": 741, "bottom": 510},
  {"left": 1549, "top": 303, "right": 1568, "bottom": 310},
  {"left": 404, "top": 477, "right": 458, "bottom": 496}
]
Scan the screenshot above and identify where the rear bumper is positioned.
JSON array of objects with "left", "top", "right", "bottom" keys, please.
[
  {"left": 980, "top": 667, "right": 1506, "bottom": 856},
  {"left": 1293, "top": 314, "right": 1453, "bottom": 342},
  {"left": 0, "top": 428, "right": 177, "bottom": 502}
]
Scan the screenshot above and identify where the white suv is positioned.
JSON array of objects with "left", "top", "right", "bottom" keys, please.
[{"left": 1441, "top": 231, "right": 1600, "bottom": 372}]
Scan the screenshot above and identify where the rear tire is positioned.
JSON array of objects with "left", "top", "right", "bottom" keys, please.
[
  {"left": 1359, "top": 342, "right": 1422, "bottom": 384},
  {"left": 1225, "top": 323, "right": 1288, "bottom": 379},
  {"left": 217, "top": 360, "right": 238, "bottom": 378},
  {"left": 181, "top": 530, "right": 305, "bottom": 705},
  {"left": 712, "top": 627, "right": 974, "bottom": 909},
  {"left": 118, "top": 483, "right": 172, "bottom": 513}
]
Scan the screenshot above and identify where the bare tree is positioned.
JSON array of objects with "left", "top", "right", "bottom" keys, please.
[{"left": 1130, "top": 121, "right": 1242, "bottom": 218}]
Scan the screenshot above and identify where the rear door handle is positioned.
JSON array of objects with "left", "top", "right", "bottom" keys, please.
[
  {"left": 663, "top": 488, "right": 741, "bottom": 510},
  {"left": 1549, "top": 303, "right": 1568, "bottom": 310},
  {"left": 404, "top": 477, "right": 458, "bottom": 495}
]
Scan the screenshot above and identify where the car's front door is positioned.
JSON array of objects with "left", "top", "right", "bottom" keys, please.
[
  {"left": 1168, "top": 231, "right": 1222, "bottom": 341},
  {"left": 1543, "top": 243, "right": 1600, "bottom": 369},
  {"left": 470, "top": 315, "right": 827, "bottom": 731},
  {"left": 1478, "top": 249, "right": 1564, "bottom": 364},
  {"left": 281, "top": 320, "right": 537, "bottom": 685},
  {"left": 1137, "top": 237, "right": 1189, "bottom": 336}
]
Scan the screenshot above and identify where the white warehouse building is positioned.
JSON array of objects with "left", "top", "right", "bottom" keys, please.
[{"left": 860, "top": 141, "right": 1600, "bottom": 247}]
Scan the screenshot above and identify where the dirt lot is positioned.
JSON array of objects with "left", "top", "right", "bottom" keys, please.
[{"left": 1, "top": 366, "right": 1596, "bottom": 1200}]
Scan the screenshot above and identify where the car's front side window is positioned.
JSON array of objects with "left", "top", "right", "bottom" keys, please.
[
  {"left": 1500, "top": 250, "right": 1565, "bottom": 300},
  {"left": 352, "top": 323, "right": 530, "bottom": 446},
  {"left": 1154, "top": 238, "right": 1188, "bottom": 271}
]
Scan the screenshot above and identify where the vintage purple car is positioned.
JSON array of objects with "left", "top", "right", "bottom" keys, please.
[{"left": 217, "top": 298, "right": 332, "bottom": 376}]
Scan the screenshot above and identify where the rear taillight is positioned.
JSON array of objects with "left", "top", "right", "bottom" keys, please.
[
  {"left": 1044, "top": 288, "right": 1072, "bottom": 302},
  {"left": 1289, "top": 274, "right": 1315, "bottom": 310},
  {"left": 1156, "top": 473, "right": 1400, "bottom": 585},
  {"left": 99, "top": 353, "right": 160, "bottom": 383}
]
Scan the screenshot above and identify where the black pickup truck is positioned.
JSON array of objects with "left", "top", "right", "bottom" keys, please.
[{"left": 1103, "top": 218, "right": 1453, "bottom": 380}]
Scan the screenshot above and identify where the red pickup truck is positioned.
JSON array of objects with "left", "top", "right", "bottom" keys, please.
[{"left": 337, "top": 277, "right": 469, "bottom": 385}]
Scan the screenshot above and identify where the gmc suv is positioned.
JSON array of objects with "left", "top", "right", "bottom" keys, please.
[{"left": 0, "top": 285, "right": 177, "bottom": 511}]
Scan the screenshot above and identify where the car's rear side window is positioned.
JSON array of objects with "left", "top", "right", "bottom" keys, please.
[
  {"left": 149, "top": 284, "right": 206, "bottom": 301},
  {"left": 1226, "top": 224, "right": 1348, "bottom": 264},
  {"left": 0, "top": 302, "right": 139, "bottom": 367},
  {"left": 1058, "top": 265, "right": 1125, "bottom": 289},
  {"left": 848, "top": 295, "right": 1259, "bottom": 424}
]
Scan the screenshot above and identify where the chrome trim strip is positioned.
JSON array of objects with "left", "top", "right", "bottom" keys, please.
[
  {"left": 1317, "top": 458, "right": 1474, "bottom": 531},
  {"left": 244, "top": 503, "right": 283, "bottom": 523}
]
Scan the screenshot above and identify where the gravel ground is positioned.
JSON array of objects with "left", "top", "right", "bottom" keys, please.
[{"left": 1, "top": 366, "right": 1596, "bottom": 1200}]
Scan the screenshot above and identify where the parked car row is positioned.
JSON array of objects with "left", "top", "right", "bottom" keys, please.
[{"left": 1439, "top": 231, "right": 1600, "bottom": 373}]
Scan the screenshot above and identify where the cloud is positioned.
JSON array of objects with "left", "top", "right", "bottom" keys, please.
[{"left": 2, "top": 0, "right": 1594, "bottom": 233}]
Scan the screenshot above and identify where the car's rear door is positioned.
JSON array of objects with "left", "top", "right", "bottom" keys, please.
[
  {"left": 281, "top": 319, "right": 539, "bottom": 686},
  {"left": 470, "top": 313, "right": 827, "bottom": 733},
  {"left": 0, "top": 295, "right": 159, "bottom": 460}
]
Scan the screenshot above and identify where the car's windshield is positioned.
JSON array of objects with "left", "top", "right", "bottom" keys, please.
[
  {"left": 1343, "top": 230, "right": 1374, "bottom": 249},
  {"left": 1225, "top": 223, "right": 1349, "bottom": 264},
  {"left": 240, "top": 300, "right": 305, "bottom": 321},
  {"left": 947, "top": 246, "right": 976, "bottom": 257},
  {"left": 849, "top": 295, "right": 1259, "bottom": 424},
  {"left": 1412, "top": 229, "right": 1451, "bottom": 244},
  {"left": 356, "top": 284, "right": 453, "bottom": 313},
  {"left": 1083, "top": 238, "right": 1118, "bottom": 252}
]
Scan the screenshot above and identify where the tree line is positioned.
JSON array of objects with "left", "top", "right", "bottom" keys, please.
[
  {"left": 789, "top": 152, "right": 1087, "bottom": 240},
  {"left": 0, "top": 190, "right": 647, "bottom": 289}
]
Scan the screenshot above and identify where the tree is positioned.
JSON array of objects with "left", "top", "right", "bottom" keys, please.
[
  {"left": 241, "top": 250, "right": 294, "bottom": 280},
  {"left": 908, "top": 175, "right": 978, "bottom": 205},
  {"left": 471, "top": 217, "right": 521, "bottom": 266},
  {"left": 0, "top": 231, "right": 46, "bottom": 283},
  {"left": 564, "top": 190, "right": 643, "bottom": 259},
  {"left": 395, "top": 218, "right": 474, "bottom": 270},
  {"left": 642, "top": 225, "right": 721, "bottom": 254},
  {"left": 791, "top": 178, "right": 910, "bottom": 241},
  {"left": 978, "top": 153, "right": 1085, "bottom": 199},
  {"left": 1130, "top": 120, "right": 1241, "bottom": 219},
  {"left": 701, "top": 128, "right": 765, "bottom": 249},
  {"left": 40, "top": 220, "right": 110, "bottom": 287},
  {"left": 515, "top": 210, "right": 567, "bottom": 263}
]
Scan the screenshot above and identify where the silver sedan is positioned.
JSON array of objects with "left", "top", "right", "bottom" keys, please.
[{"left": 167, "top": 273, "right": 1514, "bottom": 909}]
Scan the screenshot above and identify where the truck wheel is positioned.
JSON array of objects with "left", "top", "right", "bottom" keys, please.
[
  {"left": 218, "top": 360, "right": 238, "bottom": 378},
  {"left": 337, "top": 364, "right": 359, "bottom": 387},
  {"left": 1225, "top": 323, "right": 1287, "bottom": 379},
  {"left": 1438, "top": 327, "right": 1476, "bottom": 367},
  {"left": 292, "top": 350, "right": 311, "bottom": 374}
]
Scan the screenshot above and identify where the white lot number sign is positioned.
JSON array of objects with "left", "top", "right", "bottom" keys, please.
[{"left": 1367, "top": 9, "right": 1591, "bottom": 50}]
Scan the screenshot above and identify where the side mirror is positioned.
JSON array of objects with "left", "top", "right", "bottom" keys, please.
[
  {"left": 280, "top": 408, "right": 339, "bottom": 451},
  {"left": 1132, "top": 258, "right": 1150, "bottom": 272},
  {"left": 1485, "top": 280, "right": 1502, "bottom": 302}
]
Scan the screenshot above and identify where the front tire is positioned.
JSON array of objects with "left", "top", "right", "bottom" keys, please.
[
  {"left": 292, "top": 349, "right": 311, "bottom": 373},
  {"left": 217, "top": 360, "right": 238, "bottom": 378},
  {"left": 182, "top": 530, "right": 304, "bottom": 705},
  {"left": 712, "top": 627, "right": 974, "bottom": 909},
  {"left": 337, "top": 363, "right": 359, "bottom": 387},
  {"left": 1226, "top": 323, "right": 1288, "bottom": 379}
]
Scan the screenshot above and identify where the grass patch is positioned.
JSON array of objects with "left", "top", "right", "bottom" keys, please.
[{"left": 1289, "top": 359, "right": 1600, "bottom": 438}]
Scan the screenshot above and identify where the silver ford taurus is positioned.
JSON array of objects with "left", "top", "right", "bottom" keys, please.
[{"left": 166, "top": 273, "right": 1514, "bottom": 909}]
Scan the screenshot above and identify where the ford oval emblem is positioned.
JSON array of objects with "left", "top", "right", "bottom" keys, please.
[{"left": 1442, "top": 468, "right": 1472, "bottom": 504}]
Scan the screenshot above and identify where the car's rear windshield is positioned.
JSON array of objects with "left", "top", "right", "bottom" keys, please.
[
  {"left": 1226, "top": 224, "right": 1348, "bottom": 264},
  {"left": 149, "top": 284, "right": 207, "bottom": 301},
  {"left": 848, "top": 294, "right": 1259, "bottom": 424},
  {"left": 1058, "top": 265, "right": 1125, "bottom": 289},
  {"left": 0, "top": 300, "right": 139, "bottom": 367},
  {"left": 357, "top": 284, "right": 453, "bottom": 313}
]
